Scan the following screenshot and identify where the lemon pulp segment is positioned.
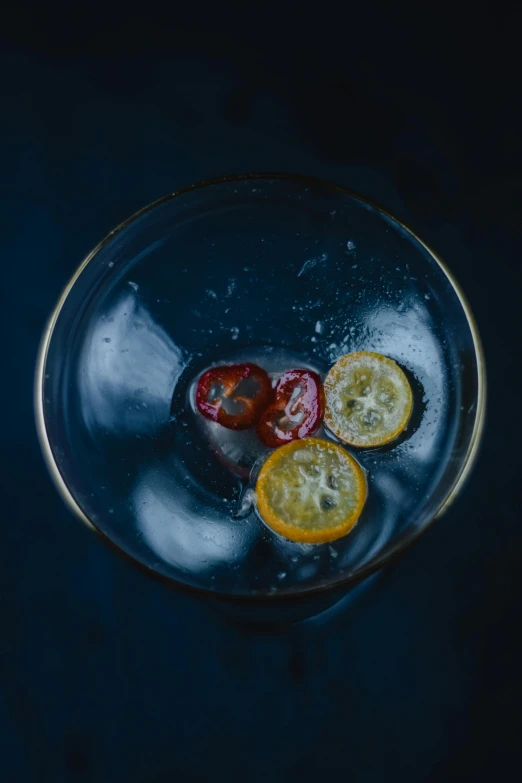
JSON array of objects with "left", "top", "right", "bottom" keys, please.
[
  {"left": 256, "top": 438, "right": 367, "bottom": 543},
  {"left": 324, "top": 352, "right": 413, "bottom": 447}
]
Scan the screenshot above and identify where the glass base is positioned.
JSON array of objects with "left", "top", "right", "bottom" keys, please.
[{"left": 206, "top": 570, "right": 383, "bottom": 629}]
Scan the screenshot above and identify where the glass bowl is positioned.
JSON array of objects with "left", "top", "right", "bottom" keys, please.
[{"left": 35, "top": 174, "right": 485, "bottom": 606}]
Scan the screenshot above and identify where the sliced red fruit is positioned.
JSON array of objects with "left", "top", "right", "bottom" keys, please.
[
  {"left": 256, "top": 369, "right": 325, "bottom": 447},
  {"left": 195, "top": 363, "right": 273, "bottom": 430}
]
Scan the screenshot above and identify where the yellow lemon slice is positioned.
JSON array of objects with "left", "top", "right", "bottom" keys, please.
[
  {"left": 256, "top": 438, "right": 367, "bottom": 543},
  {"left": 324, "top": 351, "right": 413, "bottom": 447}
]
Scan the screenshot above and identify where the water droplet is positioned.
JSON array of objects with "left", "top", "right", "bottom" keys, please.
[{"left": 227, "top": 279, "right": 236, "bottom": 296}]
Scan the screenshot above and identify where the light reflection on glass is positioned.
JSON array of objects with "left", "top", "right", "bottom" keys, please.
[
  {"left": 78, "top": 291, "right": 186, "bottom": 438},
  {"left": 132, "top": 461, "right": 257, "bottom": 573}
]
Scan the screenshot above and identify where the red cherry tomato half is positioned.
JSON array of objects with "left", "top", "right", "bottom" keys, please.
[
  {"left": 256, "top": 369, "right": 325, "bottom": 447},
  {"left": 195, "top": 363, "right": 273, "bottom": 430}
]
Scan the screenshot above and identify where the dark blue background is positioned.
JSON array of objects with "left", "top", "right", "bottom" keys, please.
[{"left": 2, "top": 8, "right": 522, "bottom": 781}]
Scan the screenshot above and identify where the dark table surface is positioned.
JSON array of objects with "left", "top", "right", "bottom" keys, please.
[{"left": 2, "top": 10, "right": 522, "bottom": 782}]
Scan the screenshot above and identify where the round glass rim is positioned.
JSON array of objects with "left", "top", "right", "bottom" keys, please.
[{"left": 34, "top": 172, "right": 487, "bottom": 603}]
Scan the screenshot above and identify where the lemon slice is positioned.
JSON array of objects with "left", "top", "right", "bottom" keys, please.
[
  {"left": 324, "top": 351, "right": 413, "bottom": 447},
  {"left": 256, "top": 438, "right": 367, "bottom": 543}
]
